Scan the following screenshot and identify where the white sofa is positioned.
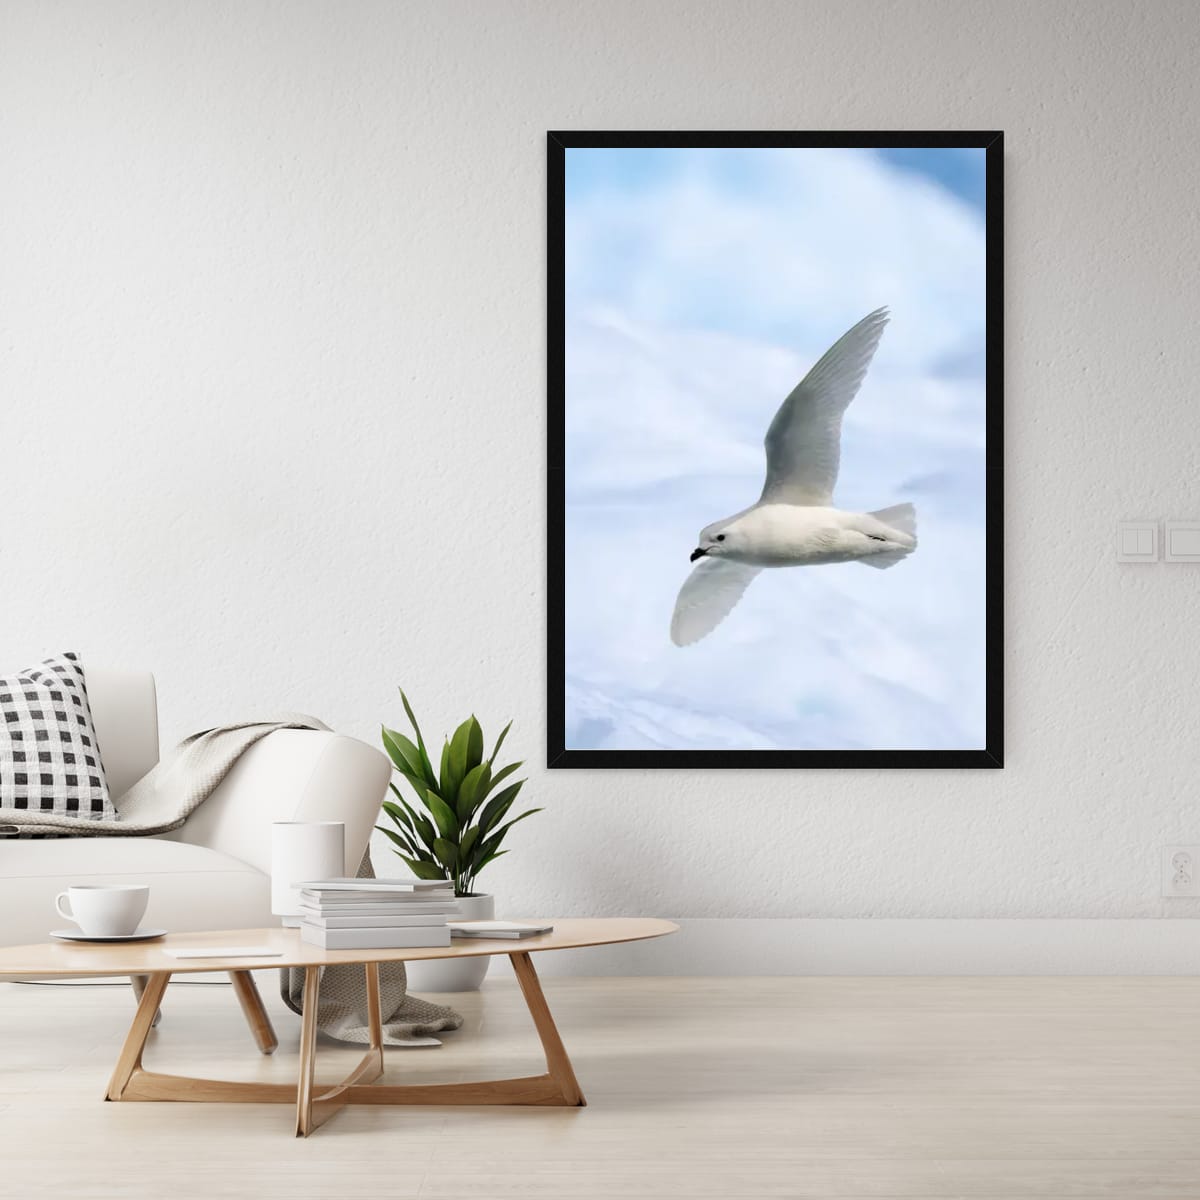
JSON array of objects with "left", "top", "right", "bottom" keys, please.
[{"left": 0, "top": 668, "right": 391, "bottom": 949}]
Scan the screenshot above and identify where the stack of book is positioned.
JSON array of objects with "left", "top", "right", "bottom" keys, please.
[{"left": 297, "top": 878, "right": 459, "bottom": 949}]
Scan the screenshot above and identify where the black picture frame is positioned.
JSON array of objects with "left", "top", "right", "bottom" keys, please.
[{"left": 547, "top": 131, "right": 1003, "bottom": 770}]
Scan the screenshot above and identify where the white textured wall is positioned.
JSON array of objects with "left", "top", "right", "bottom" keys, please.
[{"left": 4, "top": 1, "right": 1200, "bottom": 938}]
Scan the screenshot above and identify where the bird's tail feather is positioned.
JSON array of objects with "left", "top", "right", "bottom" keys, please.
[
  {"left": 860, "top": 548, "right": 911, "bottom": 570},
  {"left": 860, "top": 502, "right": 917, "bottom": 570},
  {"left": 869, "top": 502, "right": 917, "bottom": 539}
]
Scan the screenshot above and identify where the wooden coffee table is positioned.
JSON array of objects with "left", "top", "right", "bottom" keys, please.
[{"left": 0, "top": 917, "right": 676, "bottom": 1136}]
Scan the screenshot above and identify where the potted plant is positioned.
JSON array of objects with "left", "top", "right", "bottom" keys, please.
[{"left": 377, "top": 689, "right": 541, "bottom": 991}]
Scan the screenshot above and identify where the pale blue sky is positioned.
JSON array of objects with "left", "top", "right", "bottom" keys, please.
[
  {"left": 566, "top": 145, "right": 986, "bottom": 212},
  {"left": 563, "top": 146, "right": 988, "bottom": 752}
]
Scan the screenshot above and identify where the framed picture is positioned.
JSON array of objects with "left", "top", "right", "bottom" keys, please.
[{"left": 548, "top": 131, "right": 1003, "bottom": 769}]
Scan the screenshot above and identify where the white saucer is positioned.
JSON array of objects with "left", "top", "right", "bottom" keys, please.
[{"left": 50, "top": 928, "right": 167, "bottom": 944}]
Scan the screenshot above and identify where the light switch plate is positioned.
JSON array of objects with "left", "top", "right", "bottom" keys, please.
[
  {"left": 1117, "top": 522, "right": 1158, "bottom": 562},
  {"left": 1165, "top": 522, "right": 1200, "bottom": 562}
]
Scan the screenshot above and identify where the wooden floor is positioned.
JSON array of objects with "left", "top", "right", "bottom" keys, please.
[{"left": 2, "top": 972, "right": 1199, "bottom": 1198}]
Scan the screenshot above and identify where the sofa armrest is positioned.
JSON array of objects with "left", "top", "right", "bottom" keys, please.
[{"left": 167, "top": 729, "right": 391, "bottom": 876}]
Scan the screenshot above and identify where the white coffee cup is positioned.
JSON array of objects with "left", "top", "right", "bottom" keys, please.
[{"left": 55, "top": 884, "right": 149, "bottom": 937}]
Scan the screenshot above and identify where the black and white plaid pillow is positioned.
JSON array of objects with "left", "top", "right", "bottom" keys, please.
[{"left": 0, "top": 652, "right": 114, "bottom": 819}]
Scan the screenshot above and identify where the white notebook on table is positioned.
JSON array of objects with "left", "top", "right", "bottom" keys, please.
[{"left": 163, "top": 946, "right": 283, "bottom": 959}]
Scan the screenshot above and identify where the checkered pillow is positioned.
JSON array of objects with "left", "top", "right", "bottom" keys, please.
[{"left": 0, "top": 652, "right": 114, "bottom": 819}]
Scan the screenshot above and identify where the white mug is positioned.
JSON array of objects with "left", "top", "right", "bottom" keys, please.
[{"left": 55, "top": 884, "right": 149, "bottom": 937}]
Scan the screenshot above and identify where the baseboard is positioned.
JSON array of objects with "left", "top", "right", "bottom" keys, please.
[{"left": 525, "top": 919, "right": 1200, "bottom": 977}]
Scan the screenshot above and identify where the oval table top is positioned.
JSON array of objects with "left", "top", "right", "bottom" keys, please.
[{"left": 0, "top": 917, "right": 678, "bottom": 977}]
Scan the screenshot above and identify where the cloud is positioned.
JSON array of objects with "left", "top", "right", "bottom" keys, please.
[{"left": 563, "top": 147, "right": 989, "bottom": 751}]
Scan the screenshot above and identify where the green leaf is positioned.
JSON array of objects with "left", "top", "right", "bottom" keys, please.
[
  {"left": 466, "top": 716, "right": 484, "bottom": 770},
  {"left": 398, "top": 801, "right": 441, "bottom": 849},
  {"left": 387, "top": 787, "right": 426, "bottom": 830},
  {"left": 458, "top": 825, "right": 481, "bottom": 863},
  {"left": 385, "top": 790, "right": 440, "bottom": 853},
  {"left": 409, "top": 808, "right": 438, "bottom": 853},
  {"left": 399, "top": 688, "right": 425, "bottom": 745},
  {"left": 475, "top": 807, "right": 542, "bottom": 862},
  {"left": 381, "top": 727, "right": 425, "bottom": 778},
  {"left": 483, "top": 759, "right": 522, "bottom": 797},
  {"left": 381, "top": 799, "right": 413, "bottom": 833},
  {"left": 424, "top": 790, "right": 460, "bottom": 840},
  {"left": 390, "top": 766, "right": 432, "bottom": 809},
  {"left": 433, "top": 837, "right": 458, "bottom": 873},
  {"left": 404, "top": 773, "right": 436, "bottom": 808},
  {"left": 470, "top": 848, "right": 508, "bottom": 878},
  {"left": 488, "top": 719, "right": 513, "bottom": 766},
  {"left": 456, "top": 762, "right": 492, "bottom": 823},
  {"left": 399, "top": 856, "right": 448, "bottom": 881},
  {"left": 476, "top": 781, "right": 524, "bottom": 838},
  {"left": 375, "top": 824, "right": 416, "bottom": 856},
  {"left": 399, "top": 688, "right": 438, "bottom": 786},
  {"left": 444, "top": 719, "right": 475, "bottom": 800}
]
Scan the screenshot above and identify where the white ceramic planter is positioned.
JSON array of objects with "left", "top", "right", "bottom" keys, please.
[{"left": 405, "top": 893, "right": 494, "bottom": 993}]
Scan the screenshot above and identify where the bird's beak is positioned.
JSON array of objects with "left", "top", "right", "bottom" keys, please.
[{"left": 689, "top": 547, "right": 706, "bottom": 562}]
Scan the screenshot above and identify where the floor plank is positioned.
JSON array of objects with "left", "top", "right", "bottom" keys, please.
[{"left": 1, "top": 975, "right": 1198, "bottom": 1198}]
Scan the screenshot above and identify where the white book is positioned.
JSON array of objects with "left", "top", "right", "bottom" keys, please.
[
  {"left": 300, "top": 889, "right": 455, "bottom": 903},
  {"left": 300, "top": 922, "right": 451, "bottom": 950},
  {"left": 299, "top": 888, "right": 455, "bottom": 905},
  {"left": 303, "top": 912, "right": 449, "bottom": 929},
  {"left": 299, "top": 900, "right": 460, "bottom": 916},
  {"left": 449, "top": 921, "right": 554, "bottom": 940},
  {"left": 164, "top": 946, "right": 283, "bottom": 958},
  {"left": 296, "top": 877, "right": 451, "bottom": 892}
]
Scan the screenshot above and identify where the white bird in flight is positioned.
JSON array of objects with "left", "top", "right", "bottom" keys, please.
[{"left": 670, "top": 307, "right": 917, "bottom": 647}]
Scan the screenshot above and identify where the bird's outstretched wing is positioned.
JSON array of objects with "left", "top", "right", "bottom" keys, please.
[
  {"left": 759, "top": 307, "right": 889, "bottom": 507},
  {"left": 670, "top": 558, "right": 762, "bottom": 647}
]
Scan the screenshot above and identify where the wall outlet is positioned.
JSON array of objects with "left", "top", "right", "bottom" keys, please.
[{"left": 1162, "top": 846, "right": 1200, "bottom": 897}]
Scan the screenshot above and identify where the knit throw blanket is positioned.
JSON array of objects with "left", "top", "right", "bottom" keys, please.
[
  {"left": 1, "top": 714, "right": 332, "bottom": 836},
  {"left": 2, "top": 714, "right": 462, "bottom": 1044},
  {"left": 279, "top": 853, "right": 463, "bottom": 1047}
]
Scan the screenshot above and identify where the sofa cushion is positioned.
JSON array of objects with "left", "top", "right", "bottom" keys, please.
[
  {"left": 0, "top": 835, "right": 272, "bottom": 950},
  {"left": 0, "top": 834, "right": 257, "bottom": 878},
  {"left": 0, "top": 652, "right": 114, "bottom": 820}
]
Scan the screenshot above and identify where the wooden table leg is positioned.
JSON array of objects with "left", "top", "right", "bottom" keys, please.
[
  {"left": 229, "top": 970, "right": 277, "bottom": 1055},
  {"left": 292, "top": 963, "right": 387, "bottom": 1136},
  {"left": 294, "top": 966, "right": 321, "bottom": 1137},
  {"left": 510, "top": 951, "right": 586, "bottom": 1106},
  {"left": 130, "top": 974, "right": 162, "bottom": 1027},
  {"left": 365, "top": 961, "right": 383, "bottom": 1049},
  {"left": 107, "top": 971, "right": 171, "bottom": 1100}
]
